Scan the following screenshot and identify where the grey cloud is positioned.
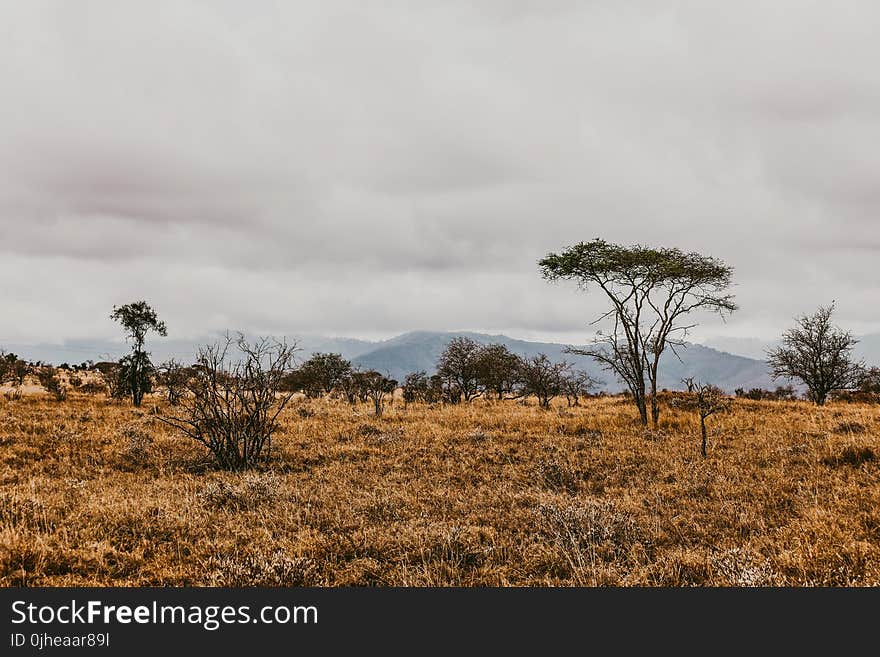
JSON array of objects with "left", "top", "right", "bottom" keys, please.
[{"left": 1, "top": 1, "right": 879, "bottom": 345}]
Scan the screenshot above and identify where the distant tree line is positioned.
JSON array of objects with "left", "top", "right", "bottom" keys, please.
[
  {"left": 733, "top": 386, "right": 799, "bottom": 402},
  {"left": 3, "top": 238, "right": 880, "bottom": 467},
  {"left": 271, "top": 337, "right": 599, "bottom": 413},
  {"left": 278, "top": 352, "right": 398, "bottom": 417}
]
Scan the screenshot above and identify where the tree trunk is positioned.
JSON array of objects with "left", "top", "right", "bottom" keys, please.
[
  {"left": 132, "top": 368, "right": 143, "bottom": 407},
  {"left": 700, "top": 416, "right": 708, "bottom": 458},
  {"left": 635, "top": 393, "right": 648, "bottom": 425},
  {"left": 649, "top": 376, "right": 660, "bottom": 428}
]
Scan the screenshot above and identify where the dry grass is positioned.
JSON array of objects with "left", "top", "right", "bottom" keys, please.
[{"left": 0, "top": 392, "right": 878, "bottom": 586}]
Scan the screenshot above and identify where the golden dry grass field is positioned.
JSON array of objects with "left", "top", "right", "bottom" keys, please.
[{"left": 1, "top": 391, "right": 878, "bottom": 586}]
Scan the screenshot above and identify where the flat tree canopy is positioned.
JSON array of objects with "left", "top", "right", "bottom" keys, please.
[{"left": 540, "top": 239, "right": 736, "bottom": 426}]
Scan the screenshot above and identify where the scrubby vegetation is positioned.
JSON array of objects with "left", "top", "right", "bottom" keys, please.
[
  {"left": 1, "top": 257, "right": 878, "bottom": 588},
  {"left": 0, "top": 391, "right": 877, "bottom": 586}
]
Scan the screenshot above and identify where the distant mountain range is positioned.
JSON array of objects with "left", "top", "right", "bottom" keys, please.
[
  {"left": 704, "top": 334, "right": 880, "bottom": 366},
  {"left": 348, "top": 331, "right": 778, "bottom": 392},
  {"left": 3, "top": 329, "right": 825, "bottom": 393}
]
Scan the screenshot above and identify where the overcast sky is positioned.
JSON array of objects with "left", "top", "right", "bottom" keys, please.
[{"left": 2, "top": 1, "right": 879, "bottom": 347}]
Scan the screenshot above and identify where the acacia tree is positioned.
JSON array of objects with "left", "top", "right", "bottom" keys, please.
[
  {"left": 337, "top": 368, "right": 363, "bottom": 405},
  {"left": 295, "top": 353, "right": 352, "bottom": 397},
  {"left": 360, "top": 370, "right": 397, "bottom": 417},
  {"left": 110, "top": 300, "right": 167, "bottom": 407},
  {"left": 427, "top": 374, "right": 447, "bottom": 404},
  {"left": 561, "top": 369, "right": 599, "bottom": 407},
  {"left": 540, "top": 239, "right": 736, "bottom": 427},
  {"left": 767, "top": 305, "right": 864, "bottom": 406},
  {"left": 402, "top": 371, "right": 430, "bottom": 406},
  {"left": 516, "top": 354, "right": 569, "bottom": 409},
  {"left": 436, "top": 337, "right": 482, "bottom": 403},
  {"left": 474, "top": 344, "right": 523, "bottom": 400}
]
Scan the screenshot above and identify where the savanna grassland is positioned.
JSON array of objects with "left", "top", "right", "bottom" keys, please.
[{"left": 1, "top": 391, "right": 878, "bottom": 586}]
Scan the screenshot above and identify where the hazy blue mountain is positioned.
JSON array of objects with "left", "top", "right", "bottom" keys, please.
[
  {"left": 701, "top": 336, "right": 774, "bottom": 361},
  {"left": 3, "top": 329, "right": 814, "bottom": 393},
  {"left": 352, "top": 330, "right": 777, "bottom": 392},
  {"left": 1, "top": 338, "right": 159, "bottom": 365},
  {"left": 704, "top": 333, "right": 880, "bottom": 368},
  {"left": 292, "top": 335, "right": 377, "bottom": 361},
  {"left": 2, "top": 333, "right": 376, "bottom": 367}
]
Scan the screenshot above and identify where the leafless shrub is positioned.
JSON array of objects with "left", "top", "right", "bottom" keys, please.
[
  {"left": 156, "top": 359, "right": 192, "bottom": 405},
  {"left": 159, "top": 334, "right": 297, "bottom": 470}
]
